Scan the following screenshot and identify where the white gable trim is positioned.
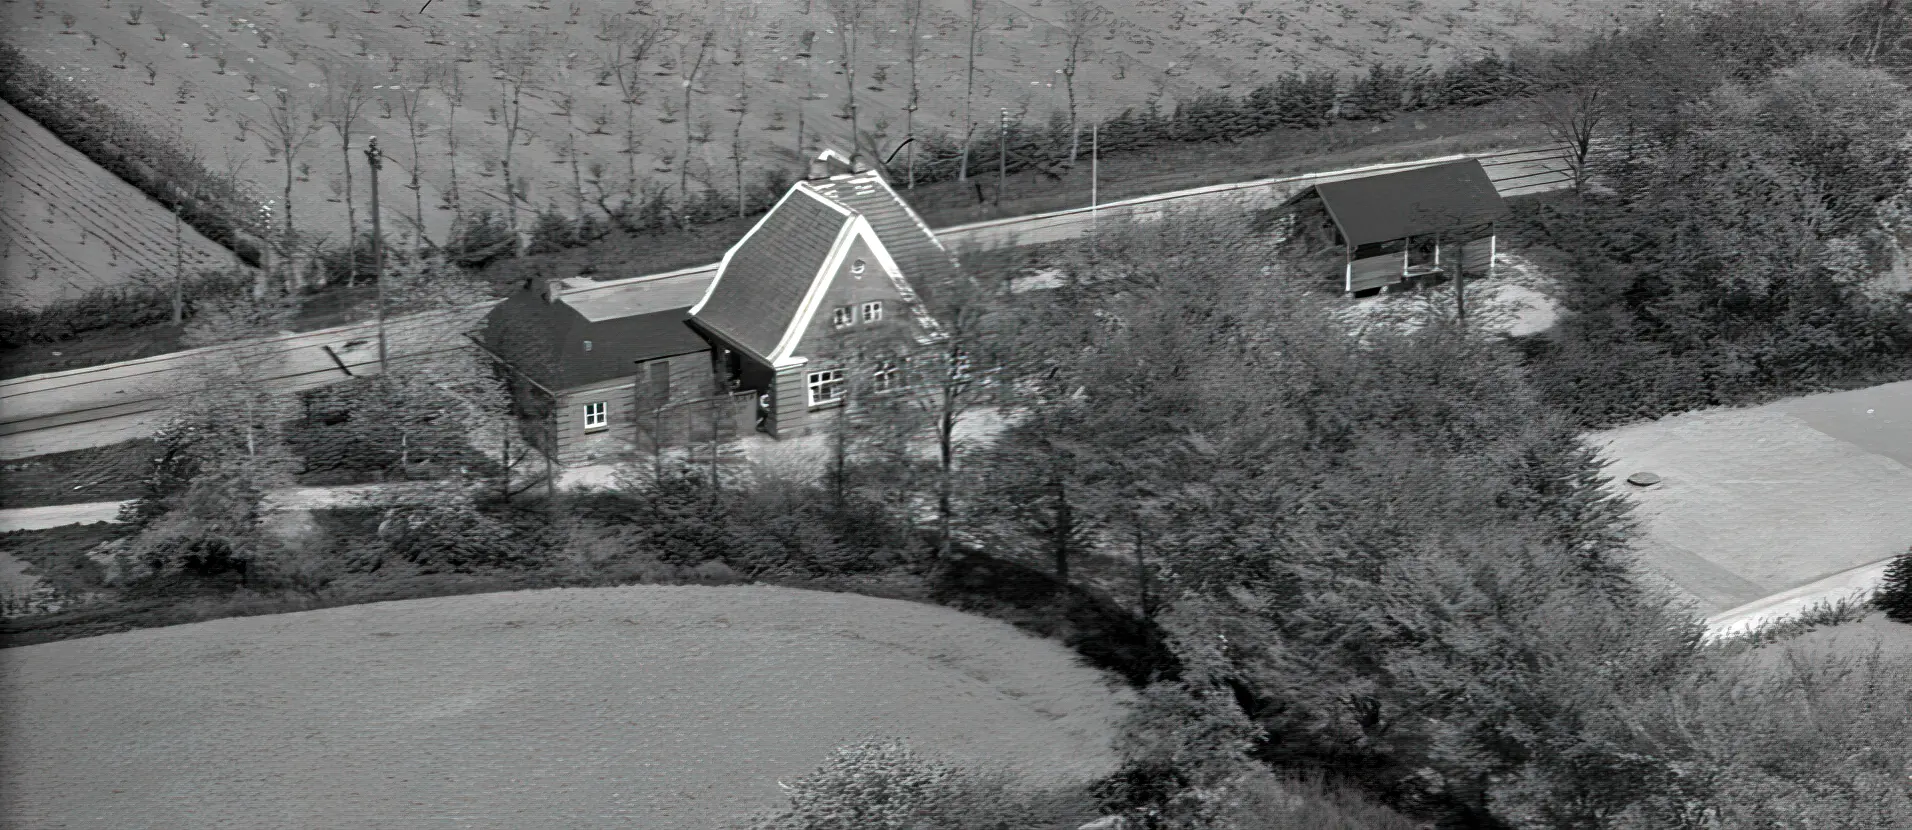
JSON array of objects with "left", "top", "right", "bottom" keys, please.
[
  {"left": 858, "top": 221, "right": 948, "bottom": 345},
  {"left": 688, "top": 183, "right": 850, "bottom": 319},
  {"left": 768, "top": 213, "right": 865, "bottom": 368}
]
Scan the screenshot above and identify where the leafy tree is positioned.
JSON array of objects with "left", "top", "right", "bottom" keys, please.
[{"left": 1876, "top": 545, "right": 1912, "bottom": 623}]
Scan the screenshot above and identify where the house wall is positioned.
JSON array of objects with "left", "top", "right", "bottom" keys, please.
[
  {"left": 553, "top": 350, "right": 712, "bottom": 466},
  {"left": 767, "top": 364, "right": 813, "bottom": 438},
  {"left": 789, "top": 235, "right": 911, "bottom": 363},
  {"left": 1462, "top": 235, "right": 1495, "bottom": 276}
]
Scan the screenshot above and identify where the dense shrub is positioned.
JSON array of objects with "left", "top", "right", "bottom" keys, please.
[
  {"left": 580, "top": 472, "right": 926, "bottom": 580},
  {"left": 369, "top": 496, "right": 550, "bottom": 572},
  {"left": 1511, "top": 56, "right": 1912, "bottom": 427},
  {"left": 0, "top": 270, "right": 249, "bottom": 347},
  {"left": 743, "top": 738, "right": 1098, "bottom": 830},
  {"left": 287, "top": 376, "right": 498, "bottom": 485},
  {"left": 0, "top": 43, "right": 263, "bottom": 264},
  {"left": 1878, "top": 546, "right": 1912, "bottom": 623}
]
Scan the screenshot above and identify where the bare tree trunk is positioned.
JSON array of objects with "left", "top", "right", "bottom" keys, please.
[
  {"left": 936, "top": 381, "right": 955, "bottom": 559},
  {"left": 568, "top": 133, "right": 587, "bottom": 242},
  {"left": 445, "top": 69, "right": 465, "bottom": 230},
  {"left": 678, "top": 30, "right": 715, "bottom": 224},
  {"left": 904, "top": 0, "right": 923, "bottom": 188},
  {"left": 828, "top": 0, "right": 862, "bottom": 161},
  {"left": 959, "top": 0, "right": 982, "bottom": 181}
]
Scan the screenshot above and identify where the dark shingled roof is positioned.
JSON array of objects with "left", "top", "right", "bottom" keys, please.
[
  {"left": 806, "top": 172, "right": 961, "bottom": 293},
  {"left": 1308, "top": 159, "right": 1506, "bottom": 247},
  {"left": 484, "top": 282, "right": 709, "bottom": 391},
  {"left": 693, "top": 188, "right": 852, "bottom": 361}
]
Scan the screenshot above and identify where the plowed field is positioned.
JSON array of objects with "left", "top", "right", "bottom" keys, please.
[
  {"left": 0, "top": 100, "right": 232, "bottom": 309},
  {"left": 2, "top": 0, "right": 1630, "bottom": 249}
]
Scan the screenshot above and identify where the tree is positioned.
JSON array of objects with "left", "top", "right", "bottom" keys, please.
[
  {"left": 900, "top": 0, "right": 925, "bottom": 188},
  {"left": 489, "top": 30, "right": 542, "bottom": 256},
  {"left": 260, "top": 86, "right": 323, "bottom": 291},
  {"left": 602, "top": 13, "right": 667, "bottom": 210},
  {"left": 959, "top": 0, "right": 986, "bottom": 182},
  {"left": 674, "top": 25, "right": 717, "bottom": 222},
  {"left": 1877, "top": 545, "right": 1912, "bottom": 622},
  {"left": 1524, "top": 45, "right": 1614, "bottom": 193},
  {"left": 725, "top": 1, "right": 759, "bottom": 218},
  {"left": 441, "top": 62, "right": 468, "bottom": 229},
  {"left": 392, "top": 62, "right": 438, "bottom": 252},
  {"left": 824, "top": 0, "right": 864, "bottom": 162},
  {"left": 1058, "top": 0, "right": 1104, "bottom": 164},
  {"left": 320, "top": 63, "right": 375, "bottom": 285}
]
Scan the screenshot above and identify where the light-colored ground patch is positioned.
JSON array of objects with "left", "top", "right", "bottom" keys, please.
[
  {"left": 1592, "top": 380, "right": 1912, "bottom": 614},
  {"left": 0, "top": 584, "right": 1132, "bottom": 829},
  {"left": 1331, "top": 251, "right": 1563, "bottom": 338}
]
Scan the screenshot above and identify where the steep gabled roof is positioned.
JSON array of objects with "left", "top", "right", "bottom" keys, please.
[
  {"left": 1305, "top": 159, "right": 1506, "bottom": 246},
  {"left": 806, "top": 170, "right": 962, "bottom": 294},
  {"left": 691, "top": 163, "right": 953, "bottom": 365},
  {"left": 690, "top": 186, "right": 855, "bottom": 362},
  {"left": 484, "top": 280, "right": 709, "bottom": 391}
]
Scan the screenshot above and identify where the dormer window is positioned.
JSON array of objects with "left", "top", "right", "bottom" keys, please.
[
  {"left": 861, "top": 301, "right": 883, "bottom": 323},
  {"left": 851, "top": 259, "right": 867, "bottom": 277},
  {"left": 832, "top": 306, "right": 854, "bottom": 328}
]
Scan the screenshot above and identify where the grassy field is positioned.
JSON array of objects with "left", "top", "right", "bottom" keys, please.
[
  {"left": 0, "top": 583, "right": 1131, "bottom": 829},
  {"left": 0, "top": 101, "right": 233, "bottom": 309},
  {"left": 1, "top": 0, "right": 1628, "bottom": 250},
  {"left": 0, "top": 439, "right": 156, "bottom": 510},
  {"left": 1591, "top": 379, "right": 1912, "bottom": 613}
]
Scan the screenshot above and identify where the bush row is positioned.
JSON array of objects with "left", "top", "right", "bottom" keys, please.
[
  {"left": 0, "top": 270, "right": 250, "bottom": 348},
  {"left": 905, "top": 55, "right": 1534, "bottom": 185},
  {"left": 0, "top": 43, "right": 262, "bottom": 266}
]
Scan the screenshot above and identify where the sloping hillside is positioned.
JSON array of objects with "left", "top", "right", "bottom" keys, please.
[
  {"left": 0, "top": 100, "right": 233, "bottom": 308},
  {"left": 0, "top": 583, "right": 1131, "bottom": 829},
  {"left": 1, "top": 0, "right": 1633, "bottom": 250}
]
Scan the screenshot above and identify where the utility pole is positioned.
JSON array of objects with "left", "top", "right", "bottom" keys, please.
[
  {"left": 1090, "top": 119, "right": 1098, "bottom": 233},
  {"left": 996, "top": 108, "right": 1007, "bottom": 208},
  {"left": 365, "top": 136, "right": 388, "bottom": 372}
]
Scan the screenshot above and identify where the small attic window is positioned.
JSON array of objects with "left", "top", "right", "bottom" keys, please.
[
  {"left": 851, "top": 259, "right": 867, "bottom": 276},
  {"left": 583, "top": 340, "right": 594, "bottom": 351}
]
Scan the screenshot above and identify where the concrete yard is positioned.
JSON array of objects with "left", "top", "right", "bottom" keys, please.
[
  {"left": 0, "top": 584, "right": 1132, "bottom": 829},
  {"left": 1591, "top": 380, "right": 1912, "bottom": 614}
]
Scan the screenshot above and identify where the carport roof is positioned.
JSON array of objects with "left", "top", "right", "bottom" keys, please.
[{"left": 1307, "top": 159, "right": 1506, "bottom": 247}]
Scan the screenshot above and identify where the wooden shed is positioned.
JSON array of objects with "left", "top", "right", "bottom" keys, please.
[{"left": 1280, "top": 159, "right": 1507, "bottom": 295}]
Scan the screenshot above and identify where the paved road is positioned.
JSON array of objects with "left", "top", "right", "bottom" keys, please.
[
  {"left": 0, "top": 145, "right": 1578, "bottom": 460},
  {"left": 0, "top": 500, "right": 134, "bottom": 533}
]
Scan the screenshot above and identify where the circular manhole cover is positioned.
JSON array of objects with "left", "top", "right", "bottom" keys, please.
[{"left": 1627, "top": 472, "right": 1662, "bottom": 487}]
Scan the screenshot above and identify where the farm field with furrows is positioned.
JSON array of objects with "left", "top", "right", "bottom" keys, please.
[
  {"left": 3, "top": 0, "right": 1632, "bottom": 249},
  {"left": 0, "top": 100, "right": 233, "bottom": 308},
  {"left": 0, "top": 584, "right": 1132, "bottom": 829}
]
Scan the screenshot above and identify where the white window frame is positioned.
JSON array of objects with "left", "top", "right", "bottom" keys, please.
[
  {"left": 583, "top": 400, "right": 608, "bottom": 431},
  {"left": 861, "top": 300, "right": 884, "bottom": 323},
  {"left": 872, "top": 360, "right": 899, "bottom": 394},
  {"left": 832, "top": 306, "right": 854, "bottom": 328},
  {"left": 807, "top": 370, "right": 844, "bottom": 407}
]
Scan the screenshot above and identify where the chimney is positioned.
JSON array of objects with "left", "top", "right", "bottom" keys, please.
[
  {"left": 543, "top": 278, "right": 565, "bottom": 304},
  {"left": 807, "top": 148, "right": 857, "bottom": 180}
]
